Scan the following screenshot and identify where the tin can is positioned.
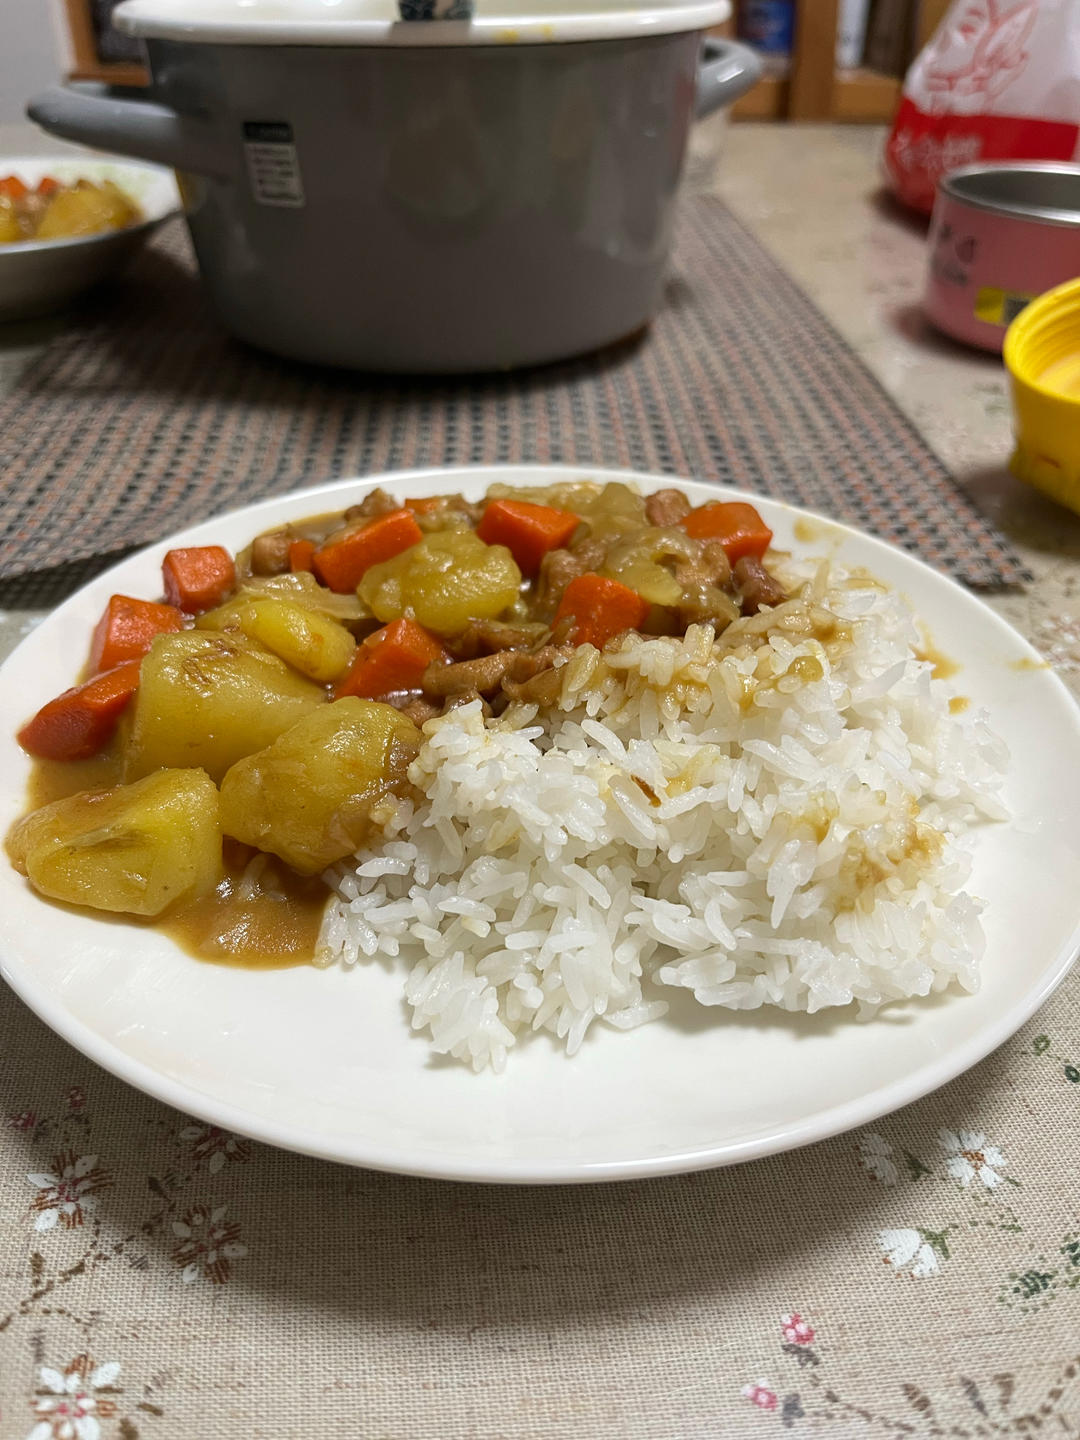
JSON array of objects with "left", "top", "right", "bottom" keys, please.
[{"left": 924, "top": 162, "right": 1080, "bottom": 353}]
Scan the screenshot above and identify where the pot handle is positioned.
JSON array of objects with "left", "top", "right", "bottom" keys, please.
[
  {"left": 27, "top": 83, "right": 231, "bottom": 179},
  {"left": 695, "top": 38, "right": 763, "bottom": 119}
]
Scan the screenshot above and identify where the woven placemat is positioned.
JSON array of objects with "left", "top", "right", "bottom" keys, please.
[{"left": 0, "top": 196, "right": 1027, "bottom": 605}]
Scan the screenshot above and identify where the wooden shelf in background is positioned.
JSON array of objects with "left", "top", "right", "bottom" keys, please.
[
  {"left": 68, "top": 62, "right": 149, "bottom": 87},
  {"left": 832, "top": 67, "right": 901, "bottom": 121},
  {"left": 719, "top": 0, "right": 928, "bottom": 122},
  {"left": 917, "top": 0, "right": 950, "bottom": 47},
  {"left": 733, "top": 75, "right": 788, "bottom": 120},
  {"left": 63, "top": 0, "right": 149, "bottom": 88},
  {"left": 789, "top": 0, "right": 839, "bottom": 119}
]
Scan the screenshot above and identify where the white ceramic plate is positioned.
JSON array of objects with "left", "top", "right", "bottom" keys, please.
[
  {"left": 2, "top": 466, "right": 1078, "bottom": 1184},
  {"left": 0, "top": 156, "right": 180, "bottom": 323}
]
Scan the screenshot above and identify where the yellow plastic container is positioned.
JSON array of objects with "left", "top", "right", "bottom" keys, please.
[{"left": 1004, "top": 276, "right": 1080, "bottom": 513}]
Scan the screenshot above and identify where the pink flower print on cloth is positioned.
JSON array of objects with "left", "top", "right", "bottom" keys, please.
[
  {"left": 27, "top": 1356, "right": 120, "bottom": 1440},
  {"left": 780, "top": 1313, "right": 815, "bottom": 1346},
  {"left": 741, "top": 1381, "right": 779, "bottom": 1411}
]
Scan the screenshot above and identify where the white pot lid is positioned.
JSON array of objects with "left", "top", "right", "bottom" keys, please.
[{"left": 114, "top": 0, "right": 730, "bottom": 45}]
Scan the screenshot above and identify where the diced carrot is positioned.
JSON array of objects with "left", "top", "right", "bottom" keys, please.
[
  {"left": 288, "top": 539, "right": 317, "bottom": 574},
  {"left": 679, "top": 501, "right": 773, "bottom": 564},
  {"left": 36, "top": 176, "right": 61, "bottom": 198},
  {"left": 90, "top": 594, "right": 183, "bottom": 672},
  {"left": 17, "top": 662, "right": 141, "bottom": 761},
  {"left": 554, "top": 574, "right": 650, "bottom": 651},
  {"left": 334, "top": 619, "right": 448, "bottom": 700},
  {"left": 0, "top": 175, "right": 28, "bottom": 201},
  {"left": 404, "top": 497, "right": 445, "bottom": 515},
  {"left": 476, "top": 499, "right": 580, "bottom": 576},
  {"left": 313, "top": 510, "right": 422, "bottom": 594},
  {"left": 162, "top": 546, "right": 236, "bottom": 613}
]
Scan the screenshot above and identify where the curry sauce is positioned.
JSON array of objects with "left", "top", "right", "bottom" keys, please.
[{"left": 163, "top": 843, "right": 326, "bottom": 970}]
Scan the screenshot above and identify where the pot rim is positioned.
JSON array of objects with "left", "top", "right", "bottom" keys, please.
[{"left": 115, "top": 0, "right": 731, "bottom": 45}]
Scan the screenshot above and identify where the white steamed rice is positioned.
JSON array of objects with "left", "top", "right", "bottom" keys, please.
[{"left": 319, "top": 559, "right": 1008, "bottom": 1072}]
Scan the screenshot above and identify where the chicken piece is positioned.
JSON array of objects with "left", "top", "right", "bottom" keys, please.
[
  {"left": 445, "top": 690, "right": 487, "bottom": 715},
  {"left": 674, "top": 539, "right": 738, "bottom": 629},
  {"left": 734, "top": 555, "right": 787, "bottom": 615},
  {"left": 535, "top": 537, "right": 608, "bottom": 611},
  {"left": 498, "top": 645, "right": 572, "bottom": 706},
  {"left": 422, "top": 645, "right": 569, "bottom": 700},
  {"left": 410, "top": 494, "right": 486, "bottom": 532},
  {"left": 421, "top": 650, "right": 522, "bottom": 698},
  {"left": 502, "top": 665, "right": 564, "bottom": 707},
  {"left": 675, "top": 538, "right": 732, "bottom": 593},
  {"left": 398, "top": 695, "right": 443, "bottom": 726},
  {"left": 645, "top": 488, "right": 692, "bottom": 528},
  {"left": 451, "top": 619, "right": 550, "bottom": 659},
  {"left": 250, "top": 530, "right": 292, "bottom": 576},
  {"left": 344, "top": 487, "right": 401, "bottom": 522}
]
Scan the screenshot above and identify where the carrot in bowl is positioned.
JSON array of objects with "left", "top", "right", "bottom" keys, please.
[
  {"left": 36, "top": 176, "right": 61, "bottom": 198},
  {"left": 162, "top": 546, "right": 236, "bottom": 613},
  {"left": 335, "top": 619, "right": 448, "bottom": 700},
  {"left": 476, "top": 499, "right": 580, "bottom": 576},
  {"left": 554, "top": 574, "right": 649, "bottom": 651},
  {"left": 288, "top": 538, "right": 317, "bottom": 574},
  {"left": 0, "top": 175, "right": 29, "bottom": 201},
  {"left": 18, "top": 662, "right": 141, "bottom": 761},
  {"left": 313, "top": 510, "right": 422, "bottom": 594},
  {"left": 679, "top": 501, "right": 772, "bottom": 564},
  {"left": 90, "top": 594, "right": 183, "bottom": 672}
]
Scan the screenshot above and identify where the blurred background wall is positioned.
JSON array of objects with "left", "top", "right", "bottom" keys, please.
[{"left": 1, "top": 1, "right": 65, "bottom": 124}]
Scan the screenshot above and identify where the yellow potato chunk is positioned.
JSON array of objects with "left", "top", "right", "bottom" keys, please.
[
  {"left": 0, "top": 197, "right": 22, "bottom": 244},
  {"left": 6, "top": 768, "right": 222, "bottom": 918},
  {"left": 220, "top": 698, "right": 420, "bottom": 874},
  {"left": 238, "top": 572, "right": 367, "bottom": 622},
  {"left": 197, "top": 597, "right": 356, "bottom": 683},
  {"left": 124, "top": 631, "right": 324, "bottom": 783},
  {"left": 36, "top": 180, "right": 139, "bottom": 240},
  {"left": 358, "top": 530, "right": 521, "bottom": 638}
]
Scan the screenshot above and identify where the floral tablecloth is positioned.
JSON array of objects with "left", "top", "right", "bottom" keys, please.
[{"left": 2, "top": 983, "right": 1080, "bottom": 1438}]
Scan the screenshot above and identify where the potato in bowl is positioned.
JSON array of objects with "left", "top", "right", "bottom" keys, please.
[{"left": 0, "top": 155, "right": 179, "bottom": 321}]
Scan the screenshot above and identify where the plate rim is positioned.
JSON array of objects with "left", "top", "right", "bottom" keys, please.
[{"left": 3, "top": 463, "right": 1078, "bottom": 1184}]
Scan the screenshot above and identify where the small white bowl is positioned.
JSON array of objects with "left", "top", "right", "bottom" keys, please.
[{"left": 0, "top": 155, "right": 180, "bottom": 323}]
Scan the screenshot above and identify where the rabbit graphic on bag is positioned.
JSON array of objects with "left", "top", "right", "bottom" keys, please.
[
  {"left": 885, "top": 0, "right": 1080, "bottom": 210},
  {"left": 922, "top": 0, "right": 1038, "bottom": 111}
]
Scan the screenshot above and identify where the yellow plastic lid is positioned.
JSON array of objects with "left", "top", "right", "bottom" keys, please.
[{"left": 1004, "top": 276, "right": 1080, "bottom": 513}]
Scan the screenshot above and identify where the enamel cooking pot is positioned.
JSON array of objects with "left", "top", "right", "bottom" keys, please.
[{"left": 28, "top": 0, "right": 759, "bottom": 372}]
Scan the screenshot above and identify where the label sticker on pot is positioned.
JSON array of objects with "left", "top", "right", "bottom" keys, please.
[{"left": 243, "top": 121, "right": 305, "bottom": 208}]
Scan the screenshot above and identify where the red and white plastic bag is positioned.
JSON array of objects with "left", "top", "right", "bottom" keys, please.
[{"left": 885, "top": 0, "right": 1080, "bottom": 212}]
